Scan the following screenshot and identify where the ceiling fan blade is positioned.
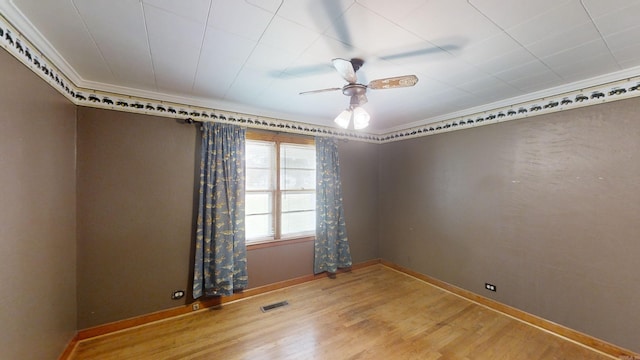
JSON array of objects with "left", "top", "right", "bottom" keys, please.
[
  {"left": 379, "top": 44, "right": 460, "bottom": 61},
  {"left": 299, "top": 87, "right": 342, "bottom": 95},
  {"left": 368, "top": 75, "right": 419, "bottom": 90},
  {"left": 332, "top": 58, "right": 357, "bottom": 84},
  {"left": 322, "top": 1, "right": 353, "bottom": 50},
  {"left": 270, "top": 63, "right": 335, "bottom": 78}
]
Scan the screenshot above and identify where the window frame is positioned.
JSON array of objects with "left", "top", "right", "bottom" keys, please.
[{"left": 245, "top": 131, "right": 316, "bottom": 247}]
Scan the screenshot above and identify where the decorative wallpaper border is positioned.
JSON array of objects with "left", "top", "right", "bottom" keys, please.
[
  {"left": 379, "top": 76, "right": 640, "bottom": 143},
  {"left": 2, "top": 13, "right": 640, "bottom": 144}
]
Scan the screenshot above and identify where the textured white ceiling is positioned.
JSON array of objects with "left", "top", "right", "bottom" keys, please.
[{"left": 2, "top": 0, "right": 640, "bottom": 133}]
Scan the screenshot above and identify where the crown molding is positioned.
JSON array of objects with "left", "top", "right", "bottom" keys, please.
[
  {"left": 0, "top": 0, "right": 85, "bottom": 84},
  {"left": 2, "top": 11, "right": 640, "bottom": 144}
]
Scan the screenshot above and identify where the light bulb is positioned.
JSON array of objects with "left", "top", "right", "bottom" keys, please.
[
  {"left": 334, "top": 109, "right": 352, "bottom": 128},
  {"left": 352, "top": 107, "right": 370, "bottom": 129}
]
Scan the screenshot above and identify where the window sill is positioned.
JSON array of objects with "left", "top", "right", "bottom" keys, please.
[{"left": 247, "top": 236, "right": 315, "bottom": 250}]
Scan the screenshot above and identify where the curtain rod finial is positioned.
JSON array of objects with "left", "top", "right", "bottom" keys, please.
[{"left": 176, "top": 117, "right": 199, "bottom": 125}]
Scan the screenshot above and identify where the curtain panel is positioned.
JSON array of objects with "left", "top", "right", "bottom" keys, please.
[
  {"left": 193, "top": 122, "right": 248, "bottom": 298},
  {"left": 314, "top": 136, "right": 353, "bottom": 274}
]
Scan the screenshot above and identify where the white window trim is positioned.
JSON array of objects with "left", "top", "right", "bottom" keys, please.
[{"left": 246, "top": 131, "right": 316, "bottom": 246}]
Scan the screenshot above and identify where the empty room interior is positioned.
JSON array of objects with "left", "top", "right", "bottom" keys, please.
[{"left": 1, "top": 1, "right": 640, "bottom": 359}]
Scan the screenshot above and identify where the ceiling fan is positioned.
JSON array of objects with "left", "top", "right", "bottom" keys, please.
[{"left": 299, "top": 58, "right": 419, "bottom": 130}]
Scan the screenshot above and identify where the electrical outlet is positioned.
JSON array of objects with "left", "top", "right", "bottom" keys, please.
[
  {"left": 192, "top": 303, "right": 200, "bottom": 311},
  {"left": 171, "top": 290, "right": 185, "bottom": 300},
  {"left": 485, "top": 283, "right": 497, "bottom": 292}
]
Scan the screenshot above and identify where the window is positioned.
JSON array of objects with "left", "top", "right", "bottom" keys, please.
[{"left": 245, "top": 132, "right": 315, "bottom": 244}]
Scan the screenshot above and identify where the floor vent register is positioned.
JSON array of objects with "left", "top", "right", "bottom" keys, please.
[{"left": 260, "top": 300, "right": 289, "bottom": 313}]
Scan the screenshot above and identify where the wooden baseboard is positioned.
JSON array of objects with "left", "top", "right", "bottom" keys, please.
[
  {"left": 381, "top": 260, "right": 638, "bottom": 359},
  {"left": 58, "top": 334, "right": 78, "bottom": 360},
  {"left": 76, "top": 258, "right": 381, "bottom": 341}
]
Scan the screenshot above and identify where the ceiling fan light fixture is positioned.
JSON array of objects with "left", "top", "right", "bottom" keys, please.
[
  {"left": 334, "top": 109, "right": 352, "bottom": 128},
  {"left": 302, "top": 58, "right": 417, "bottom": 131},
  {"left": 353, "top": 106, "right": 370, "bottom": 130}
]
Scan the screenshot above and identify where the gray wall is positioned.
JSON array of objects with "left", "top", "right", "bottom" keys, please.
[
  {"left": 76, "top": 108, "right": 381, "bottom": 328},
  {"left": 379, "top": 97, "right": 640, "bottom": 352},
  {"left": 0, "top": 50, "right": 77, "bottom": 358},
  {"left": 339, "top": 140, "right": 380, "bottom": 262},
  {"left": 76, "top": 108, "right": 198, "bottom": 329}
]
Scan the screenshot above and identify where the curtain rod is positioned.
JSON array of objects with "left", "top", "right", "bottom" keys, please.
[{"left": 176, "top": 117, "right": 202, "bottom": 125}]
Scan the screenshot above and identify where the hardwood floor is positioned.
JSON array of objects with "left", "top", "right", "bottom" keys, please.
[{"left": 71, "top": 265, "right": 616, "bottom": 359}]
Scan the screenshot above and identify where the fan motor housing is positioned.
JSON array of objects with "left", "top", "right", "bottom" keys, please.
[{"left": 342, "top": 83, "right": 367, "bottom": 96}]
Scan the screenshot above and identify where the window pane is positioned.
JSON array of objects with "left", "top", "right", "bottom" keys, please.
[
  {"left": 246, "top": 141, "right": 275, "bottom": 168},
  {"left": 282, "top": 192, "right": 315, "bottom": 212},
  {"left": 245, "top": 135, "right": 316, "bottom": 243},
  {"left": 246, "top": 169, "right": 273, "bottom": 190},
  {"left": 281, "top": 144, "right": 315, "bottom": 170},
  {"left": 246, "top": 192, "right": 272, "bottom": 215},
  {"left": 246, "top": 140, "right": 275, "bottom": 191},
  {"left": 281, "top": 211, "right": 315, "bottom": 236},
  {"left": 246, "top": 139, "right": 276, "bottom": 242},
  {"left": 281, "top": 169, "right": 315, "bottom": 190},
  {"left": 246, "top": 214, "right": 273, "bottom": 240}
]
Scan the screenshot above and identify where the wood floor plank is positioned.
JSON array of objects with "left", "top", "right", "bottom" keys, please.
[{"left": 71, "top": 265, "right": 616, "bottom": 360}]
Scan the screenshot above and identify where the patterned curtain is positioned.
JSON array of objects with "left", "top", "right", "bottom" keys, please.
[
  {"left": 314, "top": 136, "right": 352, "bottom": 274},
  {"left": 193, "top": 122, "right": 248, "bottom": 298}
]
